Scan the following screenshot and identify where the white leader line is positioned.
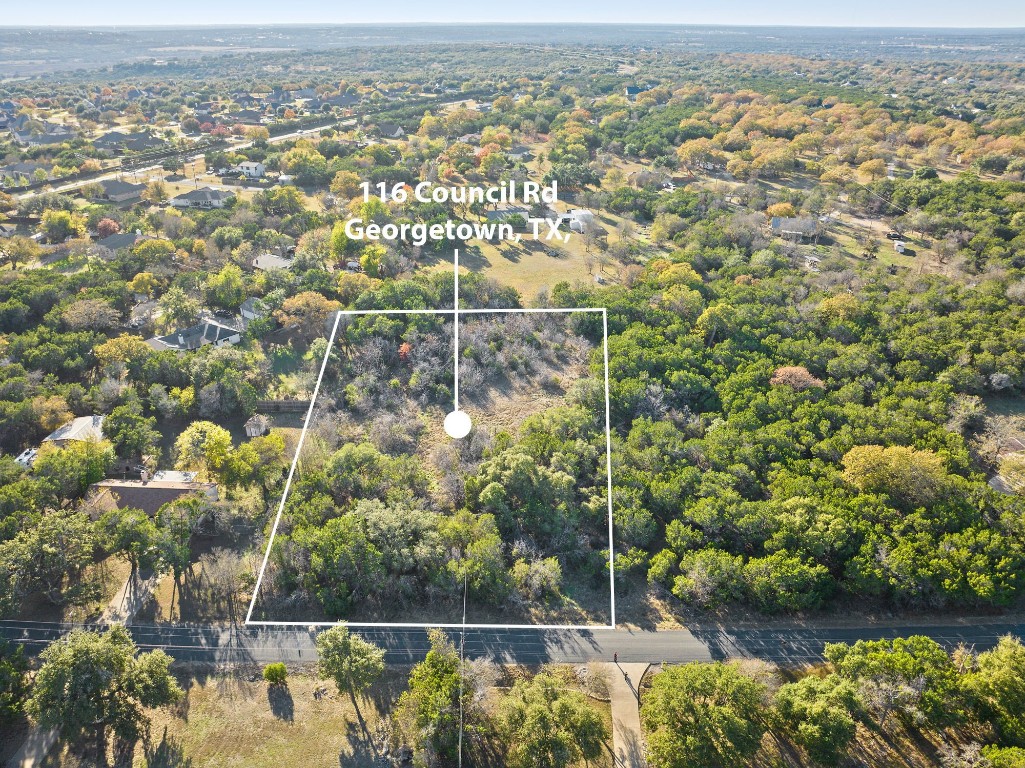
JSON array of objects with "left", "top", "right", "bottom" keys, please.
[
  {"left": 244, "top": 310, "right": 343, "bottom": 624},
  {"left": 603, "top": 308, "right": 616, "bottom": 626},
  {"left": 454, "top": 248, "right": 460, "bottom": 412}
]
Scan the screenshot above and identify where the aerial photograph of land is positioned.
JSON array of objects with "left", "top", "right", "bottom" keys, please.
[{"left": 2, "top": 1, "right": 1025, "bottom": 766}]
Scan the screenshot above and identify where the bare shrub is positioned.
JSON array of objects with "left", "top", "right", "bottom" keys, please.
[{"left": 770, "top": 365, "right": 824, "bottom": 390}]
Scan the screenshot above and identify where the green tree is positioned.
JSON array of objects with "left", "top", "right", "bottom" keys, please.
[
  {"left": 95, "top": 334, "right": 153, "bottom": 374},
  {"left": 825, "top": 636, "right": 962, "bottom": 726},
  {"left": 157, "top": 285, "right": 201, "bottom": 332},
  {"left": 105, "top": 401, "right": 159, "bottom": 459},
  {"left": 642, "top": 662, "right": 767, "bottom": 768},
  {"left": 273, "top": 291, "right": 340, "bottom": 341},
  {"left": 33, "top": 440, "right": 115, "bottom": 500},
  {"left": 292, "top": 515, "right": 385, "bottom": 615},
  {"left": 41, "top": 209, "right": 86, "bottom": 242},
  {"left": 396, "top": 629, "right": 467, "bottom": 763},
  {"left": 500, "top": 672, "right": 607, "bottom": 768},
  {"left": 359, "top": 243, "right": 386, "bottom": 278},
  {"left": 154, "top": 497, "right": 206, "bottom": 619},
  {"left": 984, "top": 746, "right": 1025, "bottom": 768},
  {"left": 330, "top": 220, "right": 355, "bottom": 260},
  {"left": 28, "top": 625, "right": 182, "bottom": 766},
  {"left": 126, "top": 271, "right": 158, "bottom": 297},
  {"left": 0, "top": 235, "right": 42, "bottom": 270},
  {"left": 963, "top": 635, "right": 1025, "bottom": 746},
  {"left": 174, "top": 421, "right": 232, "bottom": 480},
  {"left": 263, "top": 662, "right": 288, "bottom": 686},
  {"left": 841, "top": 445, "right": 948, "bottom": 509},
  {"left": 315, "top": 626, "right": 385, "bottom": 721},
  {"left": 280, "top": 145, "right": 329, "bottom": 185},
  {"left": 330, "top": 170, "right": 361, "bottom": 198},
  {"left": 775, "top": 674, "right": 860, "bottom": 766},
  {"left": 693, "top": 303, "right": 737, "bottom": 346},
  {"left": 98, "top": 507, "right": 160, "bottom": 575},
  {"left": 743, "top": 552, "right": 834, "bottom": 613},
  {"left": 0, "top": 640, "right": 29, "bottom": 723},
  {"left": 206, "top": 263, "right": 246, "bottom": 309}
]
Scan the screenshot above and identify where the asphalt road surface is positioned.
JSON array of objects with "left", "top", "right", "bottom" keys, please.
[{"left": 3, "top": 620, "right": 1023, "bottom": 666}]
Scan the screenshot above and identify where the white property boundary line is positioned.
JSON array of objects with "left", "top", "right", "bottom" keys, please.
[{"left": 244, "top": 303, "right": 616, "bottom": 630}]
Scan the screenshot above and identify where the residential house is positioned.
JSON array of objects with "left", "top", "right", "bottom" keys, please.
[
  {"left": 9, "top": 117, "right": 76, "bottom": 147},
  {"left": 507, "top": 145, "right": 533, "bottom": 162},
  {"left": 770, "top": 216, "right": 821, "bottom": 243},
  {"left": 9, "top": 116, "right": 76, "bottom": 144},
  {"left": 92, "top": 179, "right": 146, "bottom": 204},
  {"left": 236, "top": 161, "right": 266, "bottom": 179},
  {"left": 252, "top": 253, "right": 293, "bottom": 271},
  {"left": 169, "top": 188, "right": 235, "bottom": 210},
  {"left": 146, "top": 319, "right": 241, "bottom": 352},
  {"left": 240, "top": 296, "right": 268, "bottom": 322},
  {"left": 0, "top": 161, "right": 50, "bottom": 186},
  {"left": 223, "top": 110, "right": 264, "bottom": 125},
  {"left": 92, "top": 131, "right": 166, "bottom": 155},
  {"left": 556, "top": 209, "right": 596, "bottom": 233},
  {"left": 44, "top": 415, "right": 105, "bottom": 447},
  {"left": 96, "top": 231, "right": 152, "bottom": 251},
  {"left": 486, "top": 206, "right": 532, "bottom": 223},
  {"left": 0, "top": 223, "right": 17, "bottom": 238},
  {"left": 85, "top": 477, "right": 218, "bottom": 519},
  {"left": 315, "top": 93, "right": 360, "bottom": 110},
  {"left": 375, "top": 122, "right": 405, "bottom": 139}
]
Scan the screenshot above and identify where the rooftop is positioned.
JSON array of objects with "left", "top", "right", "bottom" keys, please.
[{"left": 44, "top": 415, "right": 105, "bottom": 444}]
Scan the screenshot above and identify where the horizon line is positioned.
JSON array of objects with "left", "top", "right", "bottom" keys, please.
[{"left": 3, "top": 21, "right": 1025, "bottom": 31}]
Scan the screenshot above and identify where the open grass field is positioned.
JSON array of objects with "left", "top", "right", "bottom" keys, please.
[{"left": 35, "top": 665, "right": 613, "bottom": 768}]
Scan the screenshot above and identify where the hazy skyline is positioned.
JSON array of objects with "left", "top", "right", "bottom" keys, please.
[{"left": 4, "top": 0, "right": 1025, "bottom": 28}]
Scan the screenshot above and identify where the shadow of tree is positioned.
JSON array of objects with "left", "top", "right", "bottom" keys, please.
[
  {"left": 267, "top": 683, "right": 295, "bottom": 721},
  {"left": 343, "top": 720, "right": 378, "bottom": 765},
  {"left": 144, "top": 727, "right": 193, "bottom": 768}
]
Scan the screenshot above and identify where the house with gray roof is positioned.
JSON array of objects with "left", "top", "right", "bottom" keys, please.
[
  {"left": 170, "top": 188, "right": 235, "bottom": 210},
  {"left": 44, "top": 415, "right": 105, "bottom": 446},
  {"left": 93, "top": 178, "right": 146, "bottom": 204},
  {"left": 146, "top": 319, "right": 241, "bottom": 352}
]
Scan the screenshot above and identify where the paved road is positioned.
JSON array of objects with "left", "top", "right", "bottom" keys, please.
[
  {"left": 2, "top": 620, "right": 1022, "bottom": 666},
  {"left": 17, "top": 120, "right": 357, "bottom": 200}
]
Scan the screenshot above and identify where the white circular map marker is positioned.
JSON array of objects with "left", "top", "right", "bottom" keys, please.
[{"left": 444, "top": 410, "right": 472, "bottom": 439}]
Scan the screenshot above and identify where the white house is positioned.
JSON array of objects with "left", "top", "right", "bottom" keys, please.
[
  {"left": 556, "top": 209, "right": 596, "bottom": 233},
  {"left": 240, "top": 296, "right": 268, "bottom": 322},
  {"left": 375, "top": 122, "right": 405, "bottom": 139},
  {"left": 170, "top": 188, "right": 235, "bottom": 210},
  {"left": 237, "top": 161, "right": 266, "bottom": 179}
]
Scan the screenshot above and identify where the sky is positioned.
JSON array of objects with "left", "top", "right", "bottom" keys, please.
[{"left": 4, "top": 0, "right": 1025, "bottom": 28}]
